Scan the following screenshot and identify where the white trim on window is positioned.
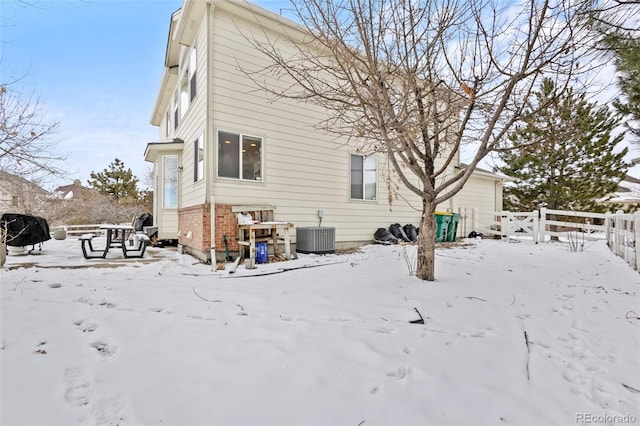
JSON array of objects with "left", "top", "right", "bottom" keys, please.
[
  {"left": 350, "top": 153, "right": 377, "bottom": 201},
  {"left": 194, "top": 134, "right": 204, "bottom": 182},
  {"left": 216, "top": 130, "right": 264, "bottom": 182},
  {"left": 163, "top": 155, "right": 179, "bottom": 209}
]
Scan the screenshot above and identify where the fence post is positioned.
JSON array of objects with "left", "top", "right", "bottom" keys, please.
[
  {"left": 472, "top": 208, "right": 478, "bottom": 234},
  {"left": 501, "top": 211, "right": 510, "bottom": 240},
  {"left": 605, "top": 212, "right": 612, "bottom": 247},
  {"left": 615, "top": 210, "right": 624, "bottom": 257},
  {"left": 459, "top": 207, "right": 466, "bottom": 238},
  {"left": 539, "top": 208, "right": 547, "bottom": 243},
  {"left": 635, "top": 211, "right": 640, "bottom": 271},
  {"left": 532, "top": 211, "right": 539, "bottom": 244}
]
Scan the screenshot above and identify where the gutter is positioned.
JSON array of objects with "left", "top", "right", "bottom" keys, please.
[{"left": 206, "top": 1, "right": 217, "bottom": 270}]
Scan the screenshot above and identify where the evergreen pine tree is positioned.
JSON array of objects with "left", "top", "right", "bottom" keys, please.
[
  {"left": 605, "top": 34, "right": 640, "bottom": 141},
  {"left": 497, "top": 79, "right": 629, "bottom": 212},
  {"left": 87, "top": 158, "right": 140, "bottom": 204}
]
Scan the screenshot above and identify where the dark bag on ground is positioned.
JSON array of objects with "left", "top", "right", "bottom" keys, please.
[
  {"left": 374, "top": 228, "right": 398, "bottom": 244},
  {"left": 403, "top": 224, "right": 418, "bottom": 242},
  {"left": 389, "top": 223, "right": 411, "bottom": 242}
]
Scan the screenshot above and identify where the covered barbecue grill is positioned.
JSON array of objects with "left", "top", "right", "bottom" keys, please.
[{"left": 1, "top": 213, "right": 51, "bottom": 247}]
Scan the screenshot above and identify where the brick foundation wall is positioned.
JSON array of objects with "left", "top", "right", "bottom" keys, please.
[
  {"left": 178, "top": 204, "right": 211, "bottom": 254},
  {"left": 215, "top": 203, "right": 239, "bottom": 252}
]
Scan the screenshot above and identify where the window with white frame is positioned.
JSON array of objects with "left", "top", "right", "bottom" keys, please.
[
  {"left": 217, "top": 130, "right": 263, "bottom": 181},
  {"left": 165, "top": 110, "right": 171, "bottom": 137},
  {"left": 194, "top": 134, "right": 204, "bottom": 182},
  {"left": 163, "top": 155, "right": 178, "bottom": 208},
  {"left": 179, "top": 73, "right": 189, "bottom": 120},
  {"left": 173, "top": 91, "right": 179, "bottom": 130},
  {"left": 189, "top": 45, "right": 197, "bottom": 102},
  {"left": 178, "top": 44, "right": 196, "bottom": 120},
  {"left": 350, "top": 154, "right": 377, "bottom": 200}
]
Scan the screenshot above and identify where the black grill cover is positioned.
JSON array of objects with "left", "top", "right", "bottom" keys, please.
[
  {"left": 1, "top": 213, "right": 51, "bottom": 247},
  {"left": 133, "top": 213, "right": 153, "bottom": 232}
]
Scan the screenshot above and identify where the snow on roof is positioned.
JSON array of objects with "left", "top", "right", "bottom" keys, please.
[{"left": 607, "top": 175, "right": 640, "bottom": 203}]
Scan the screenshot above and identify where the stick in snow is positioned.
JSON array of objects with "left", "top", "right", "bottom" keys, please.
[
  {"left": 622, "top": 383, "right": 640, "bottom": 394},
  {"left": 192, "top": 287, "right": 221, "bottom": 303},
  {"left": 524, "top": 331, "right": 531, "bottom": 381},
  {"left": 228, "top": 256, "right": 242, "bottom": 274},
  {"left": 410, "top": 308, "right": 425, "bottom": 324},
  {"left": 466, "top": 296, "right": 487, "bottom": 302},
  {"left": 221, "top": 261, "right": 346, "bottom": 278},
  {"left": 625, "top": 311, "right": 640, "bottom": 320}
]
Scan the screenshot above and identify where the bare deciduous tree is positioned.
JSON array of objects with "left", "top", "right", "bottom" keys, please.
[
  {"left": 242, "top": 0, "right": 598, "bottom": 280},
  {"left": 0, "top": 84, "right": 67, "bottom": 181}
]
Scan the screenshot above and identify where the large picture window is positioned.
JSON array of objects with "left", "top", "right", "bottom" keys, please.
[
  {"left": 217, "top": 131, "right": 263, "bottom": 181},
  {"left": 163, "top": 155, "right": 178, "bottom": 208},
  {"left": 350, "top": 154, "right": 377, "bottom": 200}
]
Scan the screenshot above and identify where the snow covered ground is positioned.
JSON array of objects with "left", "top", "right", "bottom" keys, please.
[{"left": 1, "top": 237, "right": 639, "bottom": 426}]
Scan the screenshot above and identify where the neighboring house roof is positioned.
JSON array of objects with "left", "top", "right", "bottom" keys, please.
[
  {"left": 459, "top": 163, "right": 514, "bottom": 181},
  {"left": 50, "top": 180, "right": 100, "bottom": 201},
  {"left": 606, "top": 175, "right": 640, "bottom": 203}
]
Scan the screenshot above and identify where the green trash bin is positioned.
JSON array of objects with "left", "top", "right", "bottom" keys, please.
[
  {"left": 435, "top": 212, "right": 453, "bottom": 242},
  {"left": 447, "top": 213, "right": 461, "bottom": 242}
]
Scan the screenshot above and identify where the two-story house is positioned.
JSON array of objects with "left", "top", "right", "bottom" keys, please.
[{"left": 144, "top": 0, "right": 507, "bottom": 262}]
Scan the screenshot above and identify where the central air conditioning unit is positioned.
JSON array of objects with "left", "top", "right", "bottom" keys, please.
[{"left": 296, "top": 226, "right": 336, "bottom": 254}]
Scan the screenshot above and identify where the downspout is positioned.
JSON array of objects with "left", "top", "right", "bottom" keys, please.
[{"left": 207, "top": 1, "right": 217, "bottom": 270}]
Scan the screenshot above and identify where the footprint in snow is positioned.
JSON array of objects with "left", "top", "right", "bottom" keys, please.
[
  {"left": 91, "top": 392, "right": 134, "bottom": 426},
  {"left": 370, "top": 384, "right": 382, "bottom": 394},
  {"left": 387, "top": 365, "right": 415, "bottom": 381},
  {"left": 91, "top": 341, "right": 116, "bottom": 357},
  {"left": 74, "top": 319, "right": 97, "bottom": 333},
  {"left": 64, "top": 367, "right": 91, "bottom": 407}
]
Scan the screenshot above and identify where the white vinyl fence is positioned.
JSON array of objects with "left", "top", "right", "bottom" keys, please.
[
  {"left": 466, "top": 208, "right": 639, "bottom": 271},
  {"left": 50, "top": 224, "right": 103, "bottom": 237},
  {"left": 606, "top": 211, "right": 639, "bottom": 271}
]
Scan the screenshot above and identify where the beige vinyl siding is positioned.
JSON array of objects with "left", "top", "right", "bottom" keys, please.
[
  {"left": 456, "top": 174, "right": 501, "bottom": 212},
  {"left": 158, "top": 210, "right": 179, "bottom": 240},
  {"left": 455, "top": 173, "right": 503, "bottom": 235},
  {"left": 208, "top": 9, "right": 470, "bottom": 243},
  {"left": 176, "top": 17, "right": 208, "bottom": 208}
]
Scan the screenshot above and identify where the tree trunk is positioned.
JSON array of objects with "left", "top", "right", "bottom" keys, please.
[{"left": 417, "top": 202, "right": 437, "bottom": 281}]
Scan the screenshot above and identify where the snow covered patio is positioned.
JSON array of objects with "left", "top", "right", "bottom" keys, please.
[{"left": 1, "top": 237, "right": 638, "bottom": 425}]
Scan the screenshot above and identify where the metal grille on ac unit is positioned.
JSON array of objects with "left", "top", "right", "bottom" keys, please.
[{"left": 295, "top": 227, "right": 336, "bottom": 254}]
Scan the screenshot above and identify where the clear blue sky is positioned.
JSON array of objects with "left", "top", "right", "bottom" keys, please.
[
  {"left": 1, "top": 0, "right": 638, "bottom": 191},
  {"left": 0, "top": 0, "right": 290, "bottom": 190},
  {"left": 1, "top": 0, "right": 183, "bottom": 189}
]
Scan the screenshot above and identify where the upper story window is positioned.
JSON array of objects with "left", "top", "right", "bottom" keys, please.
[
  {"left": 189, "top": 45, "right": 197, "bottom": 102},
  {"left": 194, "top": 134, "right": 204, "bottom": 182},
  {"left": 350, "top": 154, "right": 377, "bottom": 200},
  {"left": 165, "top": 110, "right": 171, "bottom": 137},
  {"left": 173, "top": 44, "right": 197, "bottom": 130},
  {"left": 173, "top": 91, "right": 179, "bottom": 130},
  {"left": 179, "top": 73, "right": 189, "bottom": 120},
  {"left": 217, "top": 130, "right": 263, "bottom": 181}
]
